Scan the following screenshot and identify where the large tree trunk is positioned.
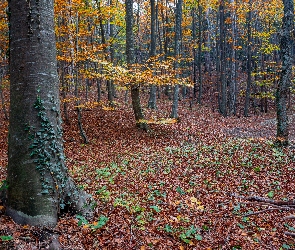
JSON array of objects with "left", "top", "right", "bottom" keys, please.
[
  {"left": 126, "top": 0, "right": 149, "bottom": 130},
  {"left": 7, "top": 0, "right": 92, "bottom": 227},
  {"left": 276, "top": 0, "right": 294, "bottom": 145}
]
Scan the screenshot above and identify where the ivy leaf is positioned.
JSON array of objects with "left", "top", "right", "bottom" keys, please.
[
  {"left": 163, "top": 224, "right": 174, "bottom": 233},
  {"left": 0, "top": 235, "right": 13, "bottom": 241},
  {"left": 267, "top": 190, "right": 274, "bottom": 198},
  {"left": 176, "top": 186, "right": 186, "bottom": 195},
  {"left": 195, "top": 234, "right": 202, "bottom": 241},
  {"left": 76, "top": 215, "right": 89, "bottom": 226},
  {"left": 150, "top": 205, "right": 161, "bottom": 213},
  {"left": 90, "top": 215, "right": 109, "bottom": 230}
]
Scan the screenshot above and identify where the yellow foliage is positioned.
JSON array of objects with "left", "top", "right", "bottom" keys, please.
[
  {"left": 138, "top": 118, "right": 178, "bottom": 125},
  {"left": 102, "top": 106, "right": 116, "bottom": 111}
]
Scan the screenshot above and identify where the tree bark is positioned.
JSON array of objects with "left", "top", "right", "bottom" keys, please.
[
  {"left": 276, "top": 0, "right": 294, "bottom": 145},
  {"left": 7, "top": 0, "right": 92, "bottom": 227}
]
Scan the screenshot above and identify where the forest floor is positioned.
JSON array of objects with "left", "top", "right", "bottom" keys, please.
[{"left": 0, "top": 91, "right": 295, "bottom": 250}]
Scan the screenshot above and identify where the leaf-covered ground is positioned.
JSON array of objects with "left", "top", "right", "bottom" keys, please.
[{"left": 0, "top": 93, "right": 295, "bottom": 249}]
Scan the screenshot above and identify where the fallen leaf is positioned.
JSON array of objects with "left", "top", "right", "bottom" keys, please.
[{"left": 190, "top": 197, "right": 201, "bottom": 204}]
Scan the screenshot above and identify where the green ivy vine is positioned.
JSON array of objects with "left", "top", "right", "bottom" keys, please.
[{"left": 27, "top": 94, "right": 67, "bottom": 209}]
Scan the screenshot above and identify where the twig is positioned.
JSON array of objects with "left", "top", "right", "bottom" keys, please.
[
  {"left": 230, "top": 193, "right": 295, "bottom": 206},
  {"left": 284, "top": 215, "right": 295, "bottom": 220},
  {"left": 244, "top": 207, "right": 279, "bottom": 217},
  {"left": 284, "top": 231, "right": 295, "bottom": 237},
  {"left": 244, "top": 201, "right": 295, "bottom": 211}
]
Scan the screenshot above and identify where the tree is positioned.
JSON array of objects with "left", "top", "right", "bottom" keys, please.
[
  {"left": 228, "top": 0, "right": 237, "bottom": 116},
  {"left": 125, "top": 0, "right": 149, "bottom": 130},
  {"left": 276, "top": 0, "right": 294, "bottom": 145},
  {"left": 6, "top": 0, "right": 92, "bottom": 227},
  {"left": 170, "top": 0, "right": 182, "bottom": 119},
  {"left": 148, "top": 0, "right": 158, "bottom": 109},
  {"left": 244, "top": 0, "right": 252, "bottom": 117},
  {"left": 218, "top": 0, "right": 227, "bottom": 117}
]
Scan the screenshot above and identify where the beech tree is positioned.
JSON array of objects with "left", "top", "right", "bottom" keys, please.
[
  {"left": 148, "top": 0, "right": 158, "bottom": 109},
  {"left": 170, "top": 0, "right": 182, "bottom": 119},
  {"left": 244, "top": 0, "right": 252, "bottom": 117},
  {"left": 276, "top": 0, "right": 294, "bottom": 145},
  {"left": 218, "top": 0, "right": 227, "bottom": 117},
  {"left": 125, "top": 0, "right": 149, "bottom": 130},
  {"left": 6, "top": 0, "right": 92, "bottom": 226}
]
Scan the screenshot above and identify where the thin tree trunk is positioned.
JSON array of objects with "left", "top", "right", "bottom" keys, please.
[
  {"left": 110, "top": 0, "right": 116, "bottom": 99},
  {"left": 229, "top": 0, "right": 237, "bottom": 116},
  {"left": 244, "top": 0, "right": 252, "bottom": 117},
  {"left": 94, "top": 63, "right": 102, "bottom": 102},
  {"left": 126, "top": 0, "right": 149, "bottom": 130},
  {"left": 192, "top": 7, "right": 197, "bottom": 99},
  {"left": 96, "top": 0, "right": 114, "bottom": 106},
  {"left": 61, "top": 64, "right": 69, "bottom": 123},
  {"left": 219, "top": 0, "right": 227, "bottom": 116},
  {"left": 170, "top": 0, "right": 182, "bottom": 119},
  {"left": 148, "top": 0, "right": 158, "bottom": 109},
  {"left": 276, "top": 0, "right": 294, "bottom": 145},
  {"left": 75, "top": 13, "right": 88, "bottom": 144},
  {"left": 0, "top": 70, "right": 8, "bottom": 120},
  {"left": 197, "top": 1, "right": 202, "bottom": 105}
]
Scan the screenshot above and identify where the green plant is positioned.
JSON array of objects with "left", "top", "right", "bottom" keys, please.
[
  {"left": 150, "top": 205, "right": 161, "bottom": 213},
  {"left": 267, "top": 190, "right": 275, "bottom": 198},
  {"left": 0, "top": 180, "right": 8, "bottom": 191},
  {"left": 76, "top": 215, "right": 108, "bottom": 231},
  {"left": 113, "top": 197, "right": 131, "bottom": 210},
  {"left": 284, "top": 223, "right": 295, "bottom": 232},
  {"left": 163, "top": 224, "right": 174, "bottom": 233},
  {"left": 96, "top": 186, "right": 111, "bottom": 201},
  {"left": 176, "top": 186, "right": 186, "bottom": 195},
  {"left": 132, "top": 205, "right": 145, "bottom": 213},
  {"left": 0, "top": 235, "right": 13, "bottom": 241},
  {"left": 135, "top": 213, "right": 147, "bottom": 229},
  {"left": 281, "top": 243, "right": 294, "bottom": 249},
  {"left": 179, "top": 225, "right": 202, "bottom": 243}
]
